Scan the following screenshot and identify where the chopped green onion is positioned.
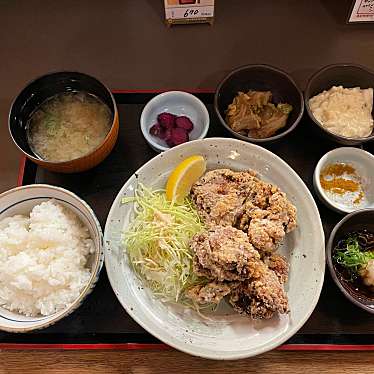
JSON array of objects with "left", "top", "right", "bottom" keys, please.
[{"left": 333, "top": 234, "right": 374, "bottom": 280}]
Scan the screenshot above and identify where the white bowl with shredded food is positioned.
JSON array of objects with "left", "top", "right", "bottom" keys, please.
[
  {"left": 104, "top": 137, "right": 325, "bottom": 360},
  {"left": 305, "top": 64, "right": 374, "bottom": 146},
  {"left": 314, "top": 147, "right": 374, "bottom": 214},
  {"left": 0, "top": 185, "right": 103, "bottom": 332}
]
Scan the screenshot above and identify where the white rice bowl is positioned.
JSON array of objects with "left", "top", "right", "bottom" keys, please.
[{"left": 0, "top": 200, "right": 94, "bottom": 317}]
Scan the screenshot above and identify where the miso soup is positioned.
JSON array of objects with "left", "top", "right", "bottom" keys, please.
[{"left": 27, "top": 91, "right": 112, "bottom": 162}]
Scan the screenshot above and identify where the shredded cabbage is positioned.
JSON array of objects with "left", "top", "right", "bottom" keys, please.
[{"left": 122, "top": 183, "right": 205, "bottom": 305}]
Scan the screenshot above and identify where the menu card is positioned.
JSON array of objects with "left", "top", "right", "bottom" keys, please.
[
  {"left": 164, "top": 0, "right": 215, "bottom": 26},
  {"left": 348, "top": 0, "right": 374, "bottom": 22}
]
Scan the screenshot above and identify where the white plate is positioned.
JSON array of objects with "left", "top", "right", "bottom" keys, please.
[{"left": 104, "top": 138, "right": 325, "bottom": 360}]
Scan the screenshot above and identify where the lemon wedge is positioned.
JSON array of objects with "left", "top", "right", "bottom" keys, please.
[{"left": 166, "top": 155, "right": 207, "bottom": 203}]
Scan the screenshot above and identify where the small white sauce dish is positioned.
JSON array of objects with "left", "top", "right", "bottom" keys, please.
[
  {"left": 313, "top": 147, "right": 374, "bottom": 214},
  {"left": 140, "top": 91, "right": 210, "bottom": 152}
]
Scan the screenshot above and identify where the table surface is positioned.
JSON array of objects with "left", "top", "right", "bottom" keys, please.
[{"left": 1, "top": 0, "right": 374, "bottom": 371}]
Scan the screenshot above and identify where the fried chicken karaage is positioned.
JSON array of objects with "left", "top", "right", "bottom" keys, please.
[
  {"left": 187, "top": 168, "right": 296, "bottom": 320},
  {"left": 187, "top": 225, "right": 289, "bottom": 319},
  {"left": 191, "top": 169, "right": 296, "bottom": 253}
]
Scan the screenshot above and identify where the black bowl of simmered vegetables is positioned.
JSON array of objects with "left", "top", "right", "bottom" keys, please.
[
  {"left": 214, "top": 64, "right": 304, "bottom": 144},
  {"left": 327, "top": 209, "right": 374, "bottom": 314}
]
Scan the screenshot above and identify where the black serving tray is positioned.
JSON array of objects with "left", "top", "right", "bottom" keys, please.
[{"left": 4, "top": 90, "right": 374, "bottom": 351}]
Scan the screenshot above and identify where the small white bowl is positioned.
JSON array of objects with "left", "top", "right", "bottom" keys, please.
[
  {"left": 313, "top": 147, "right": 374, "bottom": 214},
  {"left": 140, "top": 91, "right": 210, "bottom": 152},
  {"left": 0, "top": 184, "right": 104, "bottom": 332}
]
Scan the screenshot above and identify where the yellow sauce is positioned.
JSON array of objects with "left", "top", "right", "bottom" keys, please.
[{"left": 320, "top": 163, "right": 364, "bottom": 205}]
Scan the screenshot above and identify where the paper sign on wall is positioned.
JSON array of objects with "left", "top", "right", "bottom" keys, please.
[
  {"left": 164, "top": 0, "right": 214, "bottom": 26},
  {"left": 348, "top": 0, "right": 374, "bottom": 23}
]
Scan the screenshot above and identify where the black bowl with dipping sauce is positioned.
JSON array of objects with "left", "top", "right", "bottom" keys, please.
[
  {"left": 305, "top": 64, "right": 374, "bottom": 146},
  {"left": 327, "top": 209, "right": 374, "bottom": 314},
  {"left": 9, "top": 71, "right": 119, "bottom": 173},
  {"left": 214, "top": 64, "right": 304, "bottom": 144}
]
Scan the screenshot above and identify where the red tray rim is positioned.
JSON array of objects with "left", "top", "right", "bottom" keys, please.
[{"left": 13, "top": 89, "right": 372, "bottom": 352}]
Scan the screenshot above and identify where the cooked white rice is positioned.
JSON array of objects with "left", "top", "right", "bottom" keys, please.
[{"left": 0, "top": 200, "right": 93, "bottom": 317}]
